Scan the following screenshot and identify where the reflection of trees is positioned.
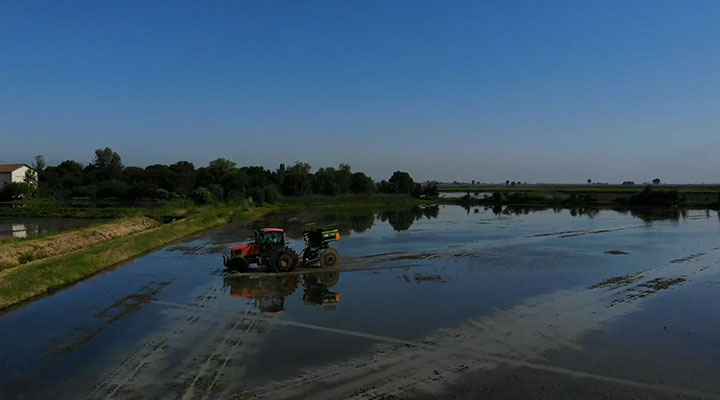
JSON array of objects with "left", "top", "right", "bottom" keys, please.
[
  {"left": 567, "top": 207, "right": 599, "bottom": 218},
  {"left": 252, "top": 209, "right": 377, "bottom": 239},
  {"left": 349, "top": 214, "right": 375, "bottom": 233},
  {"left": 483, "top": 205, "right": 601, "bottom": 218},
  {"left": 622, "top": 207, "right": 685, "bottom": 222},
  {"left": 377, "top": 205, "right": 440, "bottom": 231}
]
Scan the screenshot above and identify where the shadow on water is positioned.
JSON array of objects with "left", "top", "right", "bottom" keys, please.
[{"left": 223, "top": 272, "right": 342, "bottom": 313}]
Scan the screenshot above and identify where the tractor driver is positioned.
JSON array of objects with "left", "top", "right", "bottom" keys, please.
[{"left": 259, "top": 232, "right": 280, "bottom": 245}]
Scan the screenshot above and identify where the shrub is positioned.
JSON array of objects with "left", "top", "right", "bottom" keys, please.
[
  {"left": 96, "top": 180, "right": 129, "bottom": 198},
  {"left": 0, "top": 182, "right": 35, "bottom": 201},
  {"left": 19, "top": 252, "right": 38, "bottom": 264},
  {"left": 264, "top": 184, "right": 281, "bottom": 203},
  {"left": 624, "top": 186, "right": 681, "bottom": 206},
  {"left": 191, "top": 187, "right": 215, "bottom": 205}
]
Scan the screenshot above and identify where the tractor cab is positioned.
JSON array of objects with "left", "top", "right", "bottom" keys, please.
[{"left": 255, "top": 228, "right": 285, "bottom": 246}]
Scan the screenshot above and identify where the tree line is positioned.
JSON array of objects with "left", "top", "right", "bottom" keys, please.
[{"left": 1, "top": 147, "right": 438, "bottom": 204}]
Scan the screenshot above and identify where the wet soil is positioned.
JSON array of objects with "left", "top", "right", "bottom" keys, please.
[{"left": 605, "top": 250, "right": 630, "bottom": 255}]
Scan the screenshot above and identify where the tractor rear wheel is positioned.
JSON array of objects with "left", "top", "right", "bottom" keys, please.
[
  {"left": 319, "top": 247, "right": 339, "bottom": 268},
  {"left": 273, "top": 249, "right": 299, "bottom": 272}
]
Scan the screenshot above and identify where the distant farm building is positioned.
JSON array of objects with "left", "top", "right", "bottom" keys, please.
[{"left": 0, "top": 164, "right": 35, "bottom": 187}]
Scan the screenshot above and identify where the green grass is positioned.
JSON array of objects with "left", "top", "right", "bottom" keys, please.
[{"left": 0, "top": 198, "right": 195, "bottom": 219}]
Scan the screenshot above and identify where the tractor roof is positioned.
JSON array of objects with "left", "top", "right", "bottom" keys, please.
[{"left": 259, "top": 228, "right": 284, "bottom": 232}]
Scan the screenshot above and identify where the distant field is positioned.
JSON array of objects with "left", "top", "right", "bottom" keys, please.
[{"left": 439, "top": 184, "right": 720, "bottom": 194}]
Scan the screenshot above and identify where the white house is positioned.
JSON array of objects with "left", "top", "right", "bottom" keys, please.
[{"left": 0, "top": 164, "right": 36, "bottom": 188}]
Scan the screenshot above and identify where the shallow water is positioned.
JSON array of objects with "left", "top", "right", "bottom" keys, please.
[{"left": 1, "top": 205, "right": 719, "bottom": 399}]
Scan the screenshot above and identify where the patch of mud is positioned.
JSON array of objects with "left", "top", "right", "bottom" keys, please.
[
  {"left": 0, "top": 217, "right": 161, "bottom": 268},
  {"left": 387, "top": 252, "right": 441, "bottom": 261},
  {"left": 605, "top": 250, "right": 630, "bottom": 255},
  {"left": 453, "top": 251, "right": 492, "bottom": 258},
  {"left": 559, "top": 225, "right": 645, "bottom": 238},
  {"left": 357, "top": 251, "right": 408, "bottom": 259},
  {"left": 96, "top": 281, "right": 171, "bottom": 323},
  {"left": 403, "top": 365, "right": 708, "bottom": 400},
  {"left": 671, "top": 253, "right": 706, "bottom": 264},
  {"left": 85, "top": 285, "right": 268, "bottom": 400},
  {"left": 588, "top": 274, "right": 644, "bottom": 289},
  {"left": 42, "top": 281, "right": 171, "bottom": 357},
  {"left": 167, "top": 245, "right": 227, "bottom": 255},
  {"left": 528, "top": 229, "right": 589, "bottom": 238},
  {"left": 612, "top": 277, "right": 687, "bottom": 305},
  {"left": 527, "top": 225, "right": 645, "bottom": 239},
  {"left": 404, "top": 273, "right": 446, "bottom": 283}
]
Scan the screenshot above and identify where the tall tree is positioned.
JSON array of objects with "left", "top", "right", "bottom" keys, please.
[
  {"left": 33, "top": 155, "right": 46, "bottom": 171},
  {"left": 281, "top": 162, "right": 312, "bottom": 195},
  {"left": 388, "top": 171, "right": 415, "bottom": 194},
  {"left": 90, "top": 147, "right": 123, "bottom": 181}
]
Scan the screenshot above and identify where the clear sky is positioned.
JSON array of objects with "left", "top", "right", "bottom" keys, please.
[{"left": 1, "top": 0, "right": 719, "bottom": 183}]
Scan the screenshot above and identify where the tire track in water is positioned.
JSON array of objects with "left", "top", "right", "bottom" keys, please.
[
  {"left": 84, "top": 217, "right": 716, "bottom": 399},
  {"left": 245, "top": 249, "right": 720, "bottom": 400}
]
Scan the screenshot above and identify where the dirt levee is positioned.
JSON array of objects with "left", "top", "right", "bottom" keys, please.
[{"left": 0, "top": 217, "right": 161, "bottom": 268}]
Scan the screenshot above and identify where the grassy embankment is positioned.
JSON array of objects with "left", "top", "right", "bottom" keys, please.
[
  {"left": 0, "top": 197, "right": 191, "bottom": 219},
  {"left": 0, "top": 194, "right": 426, "bottom": 310}
]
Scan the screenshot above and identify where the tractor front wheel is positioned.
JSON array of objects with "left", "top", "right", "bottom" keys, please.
[
  {"left": 319, "top": 248, "right": 339, "bottom": 268},
  {"left": 226, "top": 257, "right": 249, "bottom": 272}
]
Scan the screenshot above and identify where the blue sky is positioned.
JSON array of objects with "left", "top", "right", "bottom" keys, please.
[{"left": 1, "top": 0, "right": 719, "bottom": 183}]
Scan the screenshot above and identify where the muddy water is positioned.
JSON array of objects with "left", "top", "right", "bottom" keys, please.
[{"left": 1, "top": 205, "right": 720, "bottom": 399}]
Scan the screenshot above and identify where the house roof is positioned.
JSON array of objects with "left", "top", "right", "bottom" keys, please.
[{"left": 0, "top": 164, "right": 32, "bottom": 173}]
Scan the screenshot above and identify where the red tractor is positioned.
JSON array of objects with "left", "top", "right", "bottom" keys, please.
[{"left": 223, "top": 225, "right": 340, "bottom": 273}]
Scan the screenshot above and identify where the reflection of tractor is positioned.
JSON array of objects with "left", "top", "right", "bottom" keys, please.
[
  {"left": 303, "top": 272, "right": 341, "bottom": 309},
  {"left": 224, "top": 272, "right": 341, "bottom": 313},
  {"left": 223, "top": 224, "right": 340, "bottom": 272},
  {"left": 225, "top": 274, "right": 299, "bottom": 313}
]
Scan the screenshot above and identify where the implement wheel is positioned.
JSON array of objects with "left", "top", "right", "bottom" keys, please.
[
  {"left": 319, "top": 271, "right": 340, "bottom": 287},
  {"left": 319, "top": 248, "right": 339, "bottom": 268},
  {"left": 273, "top": 249, "right": 298, "bottom": 273}
]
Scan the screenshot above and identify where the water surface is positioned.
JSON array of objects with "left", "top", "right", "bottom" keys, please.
[{"left": 1, "top": 205, "right": 719, "bottom": 399}]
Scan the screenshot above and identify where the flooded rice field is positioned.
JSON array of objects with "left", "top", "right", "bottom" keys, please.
[
  {"left": 0, "top": 217, "right": 108, "bottom": 241},
  {"left": 2, "top": 205, "right": 720, "bottom": 399}
]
